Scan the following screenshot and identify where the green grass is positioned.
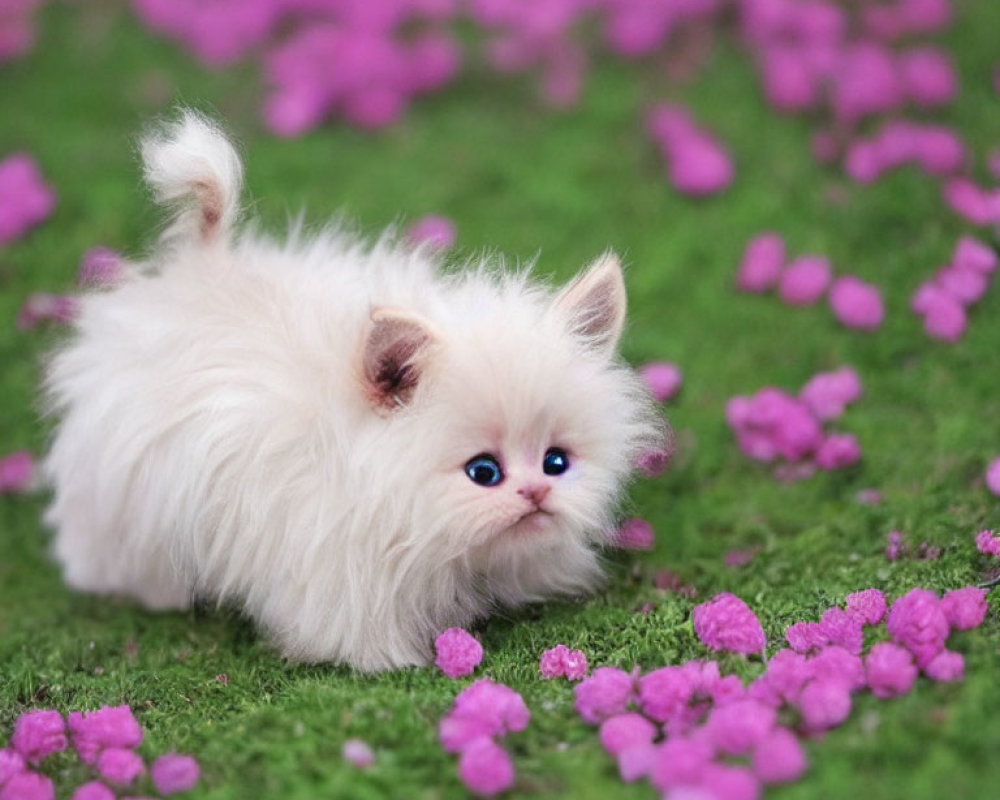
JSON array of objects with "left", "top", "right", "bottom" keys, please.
[{"left": 2, "top": 2, "right": 1000, "bottom": 798}]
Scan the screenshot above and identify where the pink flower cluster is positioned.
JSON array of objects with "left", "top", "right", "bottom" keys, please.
[
  {"left": 17, "top": 292, "right": 78, "bottom": 330},
  {"left": 77, "top": 246, "right": 125, "bottom": 288},
  {"left": 0, "top": 152, "right": 56, "bottom": 246},
  {"left": 639, "top": 362, "right": 683, "bottom": 403},
  {"left": 405, "top": 215, "right": 456, "bottom": 250},
  {"left": 571, "top": 582, "right": 986, "bottom": 798},
  {"left": 986, "top": 459, "right": 1000, "bottom": 496},
  {"left": 885, "top": 529, "right": 940, "bottom": 562},
  {"left": 134, "top": 0, "right": 461, "bottom": 135},
  {"left": 613, "top": 518, "right": 656, "bottom": 551},
  {"left": 910, "top": 235, "right": 998, "bottom": 342},
  {"left": 0, "top": 450, "right": 35, "bottom": 493},
  {"left": 0, "top": 705, "right": 200, "bottom": 799},
  {"left": 438, "top": 679, "right": 530, "bottom": 797},
  {"left": 942, "top": 177, "right": 1000, "bottom": 227},
  {"left": 976, "top": 530, "right": 1000, "bottom": 558},
  {"left": 845, "top": 120, "right": 965, "bottom": 184},
  {"left": 692, "top": 592, "right": 766, "bottom": 656},
  {"left": 539, "top": 644, "right": 588, "bottom": 680},
  {"left": 726, "top": 367, "right": 863, "bottom": 476},
  {"left": 0, "top": 0, "right": 45, "bottom": 63},
  {"left": 434, "top": 627, "right": 484, "bottom": 678},
  {"left": 737, "top": 233, "right": 884, "bottom": 330},
  {"left": 647, "top": 105, "right": 734, "bottom": 197}
]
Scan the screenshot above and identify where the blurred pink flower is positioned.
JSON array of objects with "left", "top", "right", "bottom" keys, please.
[
  {"left": 736, "top": 232, "right": 785, "bottom": 293},
  {"left": 0, "top": 153, "right": 56, "bottom": 246},
  {"left": 865, "top": 642, "right": 917, "bottom": 699},
  {"left": 406, "top": 214, "right": 456, "bottom": 250},
  {"left": 340, "top": 740, "right": 375, "bottom": 770},
  {"left": 0, "top": 451, "right": 35, "bottom": 493},
  {"left": 778, "top": 256, "right": 831, "bottom": 306},
  {"left": 457, "top": 736, "right": 514, "bottom": 797},
  {"left": 639, "top": 362, "right": 683, "bottom": 403},
  {"left": 828, "top": 276, "right": 884, "bottom": 330}
]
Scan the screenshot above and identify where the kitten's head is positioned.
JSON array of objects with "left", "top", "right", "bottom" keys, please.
[{"left": 358, "top": 253, "right": 667, "bottom": 602}]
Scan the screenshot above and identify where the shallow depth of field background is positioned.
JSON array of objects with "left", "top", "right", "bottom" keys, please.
[{"left": 2, "top": 1, "right": 1000, "bottom": 798}]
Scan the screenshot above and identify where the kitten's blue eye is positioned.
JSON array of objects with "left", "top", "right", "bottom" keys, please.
[
  {"left": 543, "top": 447, "right": 570, "bottom": 476},
  {"left": 465, "top": 454, "right": 504, "bottom": 487}
]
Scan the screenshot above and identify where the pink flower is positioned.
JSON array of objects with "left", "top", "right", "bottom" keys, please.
[
  {"left": 639, "top": 666, "right": 695, "bottom": 724},
  {"left": 986, "top": 459, "right": 1000, "bottom": 496},
  {"left": 539, "top": 645, "right": 569, "bottom": 679},
  {"left": 940, "top": 587, "right": 988, "bottom": 631},
  {"left": 692, "top": 593, "right": 766, "bottom": 655},
  {"left": 798, "top": 367, "right": 862, "bottom": 422},
  {"left": 457, "top": 737, "right": 514, "bottom": 797},
  {"left": 616, "top": 742, "right": 658, "bottom": 783},
  {"left": 96, "top": 748, "right": 145, "bottom": 786},
  {"left": 898, "top": 46, "right": 956, "bottom": 108},
  {"left": 886, "top": 588, "right": 950, "bottom": 667},
  {"left": 831, "top": 42, "right": 903, "bottom": 122},
  {"left": 614, "top": 518, "right": 655, "bottom": 550},
  {"left": 12, "top": 710, "right": 66, "bottom": 765},
  {"left": 648, "top": 104, "right": 734, "bottom": 197},
  {"left": 68, "top": 706, "right": 143, "bottom": 766},
  {"left": 340, "top": 740, "right": 374, "bottom": 769},
  {"left": 942, "top": 178, "right": 1000, "bottom": 226},
  {"left": 434, "top": 627, "right": 483, "bottom": 678},
  {"left": 797, "top": 678, "right": 852, "bottom": 732},
  {"left": 698, "top": 764, "right": 762, "bottom": 800},
  {"left": 0, "top": 450, "right": 36, "bottom": 493},
  {"left": 563, "top": 648, "right": 588, "bottom": 680},
  {"left": 936, "top": 265, "right": 988, "bottom": 306},
  {"left": 0, "top": 749, "right": 25, "bottom": 785},
  {"left": 637, "top": 446, "right": 672, "bottom": 477},
  {"left": 703, "top": 699, "right": 777, "bottom": 756},
  {"left": 885, "top": 530, "right": 905, "bottom": 561},
  {"left": 953, "top": 236, "right": 997, "bottom": 275},
  {"left": 70, "top": 782, "right": 116, "bottom": 800},
  {"left": 575, "top": 667, "right": 635, "bottom": 724},
  {"left": 922, "top": 291, "right": 967, "bottom": 341},
  {"left": 751, "top": 726, "right": 807, "bottom": 784},
  {"left": 778, "top": 256, "right": 831, "bottom": 306},
  {"left": 405, "top": 215, "right": 456, "bottom": 250},
  {"left": 639, "top": 362, "right": 683, "bottom": 403},
  {"left": 808, "top": 646, "right": 865, "bottom": 691},
  {"left": 816, "top": 608, "right": 865, "bottom": 654},
  {"left": 828, "top": 276, "right": 884, "bottom": 330},
  {"left": 975, "top": 529, "right": 1000, "bottom": 557},
  {"left": 845, "top": 588, "right": 887, "bottom": 626},
  {"left": 737, "top": 232, "right": 785, "bottom": 292},
  {"left": 814, "top": 434, "right": 861, "bottom": 471},
  {"left": 17, "top": 292, "right": 79, "bottom": 330},
  {"left": 865, "top": 642, "right": 918, "bottom": 699},
  {"left": 0, "top": 771, "right": 54, "bottom": 800},
  {"left": 785, "top": 621, "right": 829, "bottom": 654},
  {"left": 78, "top": 246, "right": 124, "bottom": 287},
  {"left": 451, "top": 679, "right": 530, "bottom": 738},
  {"left": 648, "top": 736, "right": 714, "bottom": 791},
  {"left": 598, "top": 713, "right": 657, "bottom": 756},
  {"left": 750, "top": 649, "right": 811, "bottom": 706},
  {"left": 923, "top": 650, "right": 964, "bottom": 682},
  {"left": 0, "top": 153, "right": 56, "bottom": 246}
]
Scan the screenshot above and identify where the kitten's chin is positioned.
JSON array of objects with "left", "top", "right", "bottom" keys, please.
[{"left": 504, "top": 509, "right": 556, "bottom": 538}]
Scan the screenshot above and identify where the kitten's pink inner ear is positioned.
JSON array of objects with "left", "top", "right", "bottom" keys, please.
[
  {"left": 553, "top": 252, "right": 627, "bottom": 356},
  {"left": 361, "top": 309, "right": 437, "bottom": 412}
]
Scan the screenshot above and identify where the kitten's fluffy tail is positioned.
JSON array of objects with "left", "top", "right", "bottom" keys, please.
[{"left": 141, "top": 110, "right": 243, "bottom": 246}]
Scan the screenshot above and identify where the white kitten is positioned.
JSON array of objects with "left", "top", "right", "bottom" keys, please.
[{"left": 41, "top": 112, "right": 667, "bottom": 671}]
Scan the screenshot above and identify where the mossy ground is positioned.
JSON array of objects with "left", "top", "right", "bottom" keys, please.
[{"left": 2, "top": 2, "right": 1000, "bottom": 798}]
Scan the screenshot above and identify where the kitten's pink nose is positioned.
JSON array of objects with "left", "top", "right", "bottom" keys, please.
[{"left": 518, "top": 483, "right": 550, "bottom": 507}]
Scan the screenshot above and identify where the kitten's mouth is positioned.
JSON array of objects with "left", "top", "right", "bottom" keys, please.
[{"left": 509, "top": 508, "right": 553, "bottom": 534}]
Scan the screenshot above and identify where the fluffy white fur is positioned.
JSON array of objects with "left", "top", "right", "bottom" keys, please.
[{"left": 41, "top": 111, "right": 666, "bottom": 671}]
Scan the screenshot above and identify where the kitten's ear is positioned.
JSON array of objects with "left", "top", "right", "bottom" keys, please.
[
  {"left": 360, "top": 307, "right": 438, "bottom": 412},
  {"left": 552, "top": 251, "right": 627, "bottom": 357}
]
